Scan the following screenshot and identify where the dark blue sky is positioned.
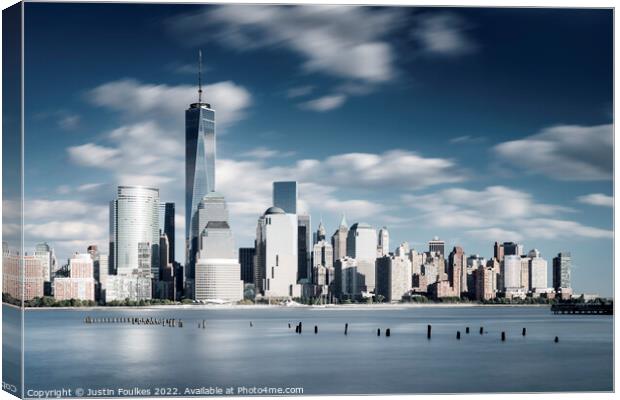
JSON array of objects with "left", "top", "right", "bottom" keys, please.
[{"left": 21, "top": 3, "right": 613, "bottom": 295}]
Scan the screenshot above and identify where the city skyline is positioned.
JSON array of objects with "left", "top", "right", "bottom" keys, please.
[{"left": 20, "top": 4, "right": 612, "bottom": 295}]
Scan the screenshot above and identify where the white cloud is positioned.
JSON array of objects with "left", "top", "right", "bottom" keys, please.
[
  {"left": 26, "top": 221, "right": 106, "bottom": 241},
  {"left": 318, "top": 150, "right": 465, "bottom": 189},
  {"left": 167, "top": 5, "right": 401, "bottom": 83},
  {"left": 287, "top": 85, "right": 315, "bottom": 98},
  {"left": 58, "top": 114, "right": 80, "bottom": 130},
  {"left": 449, "top": 135, "right": 486, "bottom": 144},
  {"left": 299, "top": 94, "right": 347, "bottom": 112},
  {"left": 412, "top": 12, "right": 477, "bottom": 56},
  {"left": 240, "top": 147, "right": 295, "bottom": 159},
  {"left": 466, "top": 227, "right": 524, "bottom": 242},
  {"left": 23, "top": 200, "right": 94, "bottom": 220},
  {"left": 68, "top": 121, "right": 183, "bottom": 188},
  {"left": 577, "top": 193, "right": 614, "bottom": 207},
  {"left": 89, "top": 79, "right": 252, "bottom": 128},
  {"left": 67, "top": 143, "right": 121, "bottom": 167},
  {"left": 522, "top": 219, "right": 612, "bottom": 240},
  {"left": 494, "top": 124, "right": 613, "bottom": 181},
  {"left": 402, "top": 185, "right": 609, "bottom": 241}
]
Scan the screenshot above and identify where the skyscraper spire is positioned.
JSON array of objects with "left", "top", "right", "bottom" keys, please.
[
  {"left": 198, "top": 49, "right": 203, "bottom": 103},
  {"left": 339, "top": 213, "right": 348, "bottom": 228}
]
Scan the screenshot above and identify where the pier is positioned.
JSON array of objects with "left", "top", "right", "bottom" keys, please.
[{"left": 551, "top": 303, "right": 613, "bottom": 315}]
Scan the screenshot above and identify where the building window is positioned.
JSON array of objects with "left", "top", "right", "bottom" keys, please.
[
  {"left": 271, "top": 267, "right": 274, "bottom": 279},
  {"left": 276, "top": 255, "right": 279, "bottom": 266}
]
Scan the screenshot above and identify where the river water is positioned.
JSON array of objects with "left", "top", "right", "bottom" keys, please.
[{"left": 4, "top": 305, "right": 613, "bottom": 395}]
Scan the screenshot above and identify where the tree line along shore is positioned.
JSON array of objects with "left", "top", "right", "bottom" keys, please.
[{"left": 3, "top": 293, "right": 610, "bottom": 308}]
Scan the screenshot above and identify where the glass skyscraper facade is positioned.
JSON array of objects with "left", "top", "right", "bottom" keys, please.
[
  {"left": 273, "top": 181, "right": 297, "bottom": 214},
  {"left": 185, "top": 101, "right": 216, "bottom": 283},
  {"left": 110, "top": 186, "right": 160, "bottom": 279},
  {"left": 553, "top": 252, "right": 572, "bottom": 290}
]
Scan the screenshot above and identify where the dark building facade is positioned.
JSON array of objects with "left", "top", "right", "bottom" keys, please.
[{"left": 239, "top": 247, "right": 256, "bottom": 284}]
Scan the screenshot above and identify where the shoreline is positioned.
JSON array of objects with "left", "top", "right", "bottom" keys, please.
[{"left": 5, "top": 302, "right": 554, "bottom": 312}]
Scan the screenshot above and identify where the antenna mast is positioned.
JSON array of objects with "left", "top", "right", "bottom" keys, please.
[{"left": 198, "top": 49, "right": 203, "bottom": 103}]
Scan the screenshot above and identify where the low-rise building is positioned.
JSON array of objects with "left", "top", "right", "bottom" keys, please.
[
  {"left": 53, "top": 253, "right": 95, "bottom": 302},
  {"left": 3, "top": 251, "right": 45, "bottom": 301}
]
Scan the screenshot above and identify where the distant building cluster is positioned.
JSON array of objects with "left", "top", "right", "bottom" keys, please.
[
  {"left": 238, "top": 182, "right": 575, "bottom": 303},
  {"left": 0, "top": 63, "right": 583, "bottom": 306}
]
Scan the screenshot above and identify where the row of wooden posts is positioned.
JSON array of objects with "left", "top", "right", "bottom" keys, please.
[
  {"left": 84, "top": 316, "right": 183, "bottom": 327},
  {"left": 286, "top": 322, "right": 559, "bottom": 342},
  {"left": 86, "top": 317, "right": 559, "bottom": 343}
]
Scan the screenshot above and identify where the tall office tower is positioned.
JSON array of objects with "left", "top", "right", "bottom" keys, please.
[
  {"left": 448, "top": 246, "right": 466, "bottom": 295},
  {"left": 34, "top": 242, "right": 55, "bottom": 282},
  {"left": 110, "top": 186, "right": 160, "bottom": 282},
  {"left": 254, "top": 215, "right": 267, "bottom": 294},
  {"left": 197, "top": 193, "right": 228, "bottom": 234},
  {"left": 99, "top": 254, "right": 109, "bottom": 302},
  {"left": 316, "top": 221, "right": 326, "bottom": 242},
  {"left": 195, "top": 217, "right": 243, "bottom": 302},
  {"left": 493, "top": 241, "right": 504, "bottom": 261},
  {"left": 186, "top": 192, "right": 228, "bottom": 295},
  {"left": 331, "top": 214, "right": 349, "bottom": 262},
  {"left": 475, "top": 265, "right": 496, "bottom": 301},
  {"left": 410, "top": 249, "right": 424, "bottom": 276},
  {"left": 273, "top": 181, "right": 297, "bottom": 214},
  {"left": 503, "top": 242, "right": 520, "bottom": 256},
  {"left": 377, "top": 226, "right": 390, "bottom": 257},
  {"left": 552, "top": 252, "right": 571, "bottom": 291},
  {"left": 239, "top": 247, "right": 256, "bottom": 284},
  {"left": 186, "top": 50, "right": 216, "bottom": 290},
  {"left": 428, "top": 236, "right": 445, "bottom": 256},
  {"left": 394, "top": 242, "right": 410, "bottom": 258},
  {"left": 422, "top": 252, "right": 444, "bottom": 286},
  {"left": 346, "top": 222, "right": 378, "bottom": 293},
  {"left": 520, "top": 255, "right": 530, "bottom": 292},
  {"left": 313, "top": 239, "right": 333, "bottom": 270},
  {"left": 466, "top": 254, "right": 486, "bottom": 296},
  {"left": 173, "top": 262, "right": 184, "bottom": 301},
  {"left": 159, "top": 202, "right": 175, "bottom": 264},
  {"left": 528, "top": 249, "right": 548, "bottom": 292},
  {"left": 86, "top": 244, "right": 102, "bottom": 301},
  {"left": 297, "top": 214, "right": 312, "bottom": 283},
  {"left": 333, "top": 257, "right": 360, "bottom": 299},
  {"left": 158, "top": 233, "right": 175, "bottom": 300},
  {"left": 256, "top": 207, "right": 299, "bottom": 298},
  {"left": 487, "top": 258, "right": 501, "bottom": 292},
  {"left": 376, "top": 254, "right": 412, "bottom": 302},
  {"left": 502, "top": 255, "right": 522, "bottom": 295}
]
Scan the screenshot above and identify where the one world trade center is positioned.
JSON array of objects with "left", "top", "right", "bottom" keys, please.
[{"left": 185, "top": 50, "right": 215, "bottom": 294}]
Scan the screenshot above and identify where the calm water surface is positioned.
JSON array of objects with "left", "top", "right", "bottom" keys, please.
[{"left": 15, "top": 305, "right": 614, "bottom": 395}]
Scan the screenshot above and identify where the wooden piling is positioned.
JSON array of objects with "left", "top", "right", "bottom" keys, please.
[
  {"left": 427, "top": 324, "right": 432, "bottom": 339},
  {"left": 479, "top": 326, "right": 484, "bottom": 335},
  {"left": 386, "top": 328, "right": 391, "bottom": 337},
  {"left": 465, "top": 327, "right": 469, "bottom": 334},
  {"left": 522, "top": 327, "right": 526, "bottom": 336},
  {"left": 314, "top": 325, "right": 318, "bottom": 334},
  {"left": 377, "top": 328, "right": 381, "bottom": 336},
  {"left": 457, "top": 331, "right": 461, "bottom": 340},
  {"left": 554, "top": 336, "right": 559, "bottom": 343},
  {"left": 344, "top": 323, "right": 348, "bottom": 335},
  {"left": 501, "top": 331, "right": 506, "bottom": 341}
]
